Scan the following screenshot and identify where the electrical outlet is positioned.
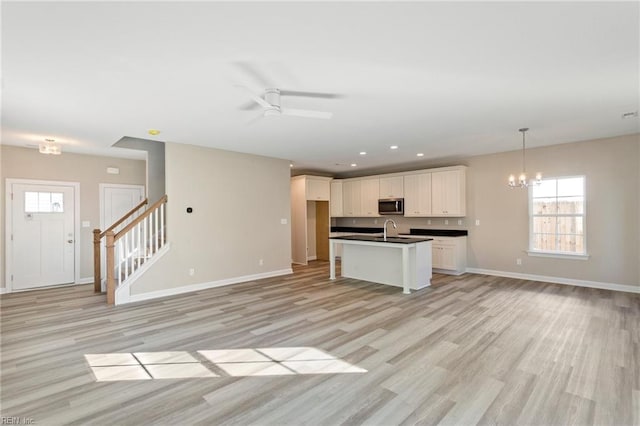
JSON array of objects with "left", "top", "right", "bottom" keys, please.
[
  {"left": 516, "top": 258, "right": 522, "bottom": 265},
  {"left": 427, "top": 219, "right": 431, "bottom": 225},
  {"left": 189, "top": 268, "right": 195, "bottom": 276},
  {"left": 457, "top": 220, "right": 462, "bottom": 225},
  {"left": 475, "top": 219, "right": 480, "bottom": 226},
  {"left": 444, "top": 219, "right": 449, "bottom": 225},
  {"left": 353, "top": 219, "right": 356, "bottom": 224},
  {"left": 373, "top": 219, "right": 378, "bottom": 224},
  {"left": 280, "top": 218, "right": 287, "bottom": 225},
  {"left": 259, "top": 259, "right": 264, "bottom": 266}
]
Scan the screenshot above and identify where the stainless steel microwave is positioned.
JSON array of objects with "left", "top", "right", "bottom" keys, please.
[{"left": 378, "top": 198, "right": 404, "bottom": 215}]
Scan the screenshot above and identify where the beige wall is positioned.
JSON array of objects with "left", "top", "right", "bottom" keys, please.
[
  {"left": 337, "top": 133, "right": 640, "bottom": 288},
  {"left": 130, "top": 142, "right": 292, "bottom": 295},
  {"left": 1, "top": 146, "right": 146, "bottom": 286}
]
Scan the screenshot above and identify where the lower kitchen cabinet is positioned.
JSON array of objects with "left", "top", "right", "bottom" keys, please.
[{"left": 431, "top": 236, "right": 467, "bottom": 275}]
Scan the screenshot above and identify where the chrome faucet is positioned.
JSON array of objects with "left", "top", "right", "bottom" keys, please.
[{"left": 383, "top": 219, "right": 397, "bottom": 241}]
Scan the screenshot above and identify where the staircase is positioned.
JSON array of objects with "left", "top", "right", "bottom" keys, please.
[{"left": 93, "top": 195, "right": 168, "bottom": 305}]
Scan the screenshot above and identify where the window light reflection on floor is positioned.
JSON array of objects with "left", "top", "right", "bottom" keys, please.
[{"left": 85, "top": 347, "right": 367, "bottom": 382}]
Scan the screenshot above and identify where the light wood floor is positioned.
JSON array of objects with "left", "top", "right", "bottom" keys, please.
[{"left": 1, "top": 262, "right": 639, "bottom": 425}]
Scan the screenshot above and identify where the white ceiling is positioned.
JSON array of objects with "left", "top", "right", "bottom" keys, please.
[{"left": 2, "top": 1, "right": 639, "bottom": 176}]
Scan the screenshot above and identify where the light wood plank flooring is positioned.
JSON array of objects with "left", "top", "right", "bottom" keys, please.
[{"left": 1, "top": 262, "right": 639, "bottom": 425}]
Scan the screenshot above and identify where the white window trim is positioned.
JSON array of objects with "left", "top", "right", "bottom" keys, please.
[
  {"left": 528, "top": 175, "right": 588, "bottom": 258},
  {"left": 526, "top": 250, "right": 590, "bottom": 260}
]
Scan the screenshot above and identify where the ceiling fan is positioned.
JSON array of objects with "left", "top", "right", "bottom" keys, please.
[{"left": 237, "top": 86, "right": 333, "bottom": 120}]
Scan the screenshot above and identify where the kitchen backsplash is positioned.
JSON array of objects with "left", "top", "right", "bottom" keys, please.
[{"left": 333, "top": 216, "right": 468, "bottom": 235}]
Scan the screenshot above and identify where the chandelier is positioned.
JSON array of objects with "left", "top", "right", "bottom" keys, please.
[{"left": 508, "top": 128, "right": 541, "bottom": 188}]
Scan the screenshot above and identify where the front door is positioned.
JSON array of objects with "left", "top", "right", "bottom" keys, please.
[{"left": 10, "top": 182, "right": 76, "bottom": 290}]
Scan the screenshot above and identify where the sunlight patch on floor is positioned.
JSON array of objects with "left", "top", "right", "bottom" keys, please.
[{"left": 85, "top": 347, "right": 366, "bottom": 381}]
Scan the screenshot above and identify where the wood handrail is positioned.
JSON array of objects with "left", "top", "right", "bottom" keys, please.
[
  {"left": 100, "top": 198, "right": 149, "bottom": 238},
  {"left": 114, "top": 195, "right": 168, "bottom": 241}
]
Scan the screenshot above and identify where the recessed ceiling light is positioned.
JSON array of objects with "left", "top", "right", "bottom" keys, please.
[
  {"left": 417, "top": 153, "right": 424, "bottom": 157},
  {"left": 359, "top": 151, "right": 367, "bottom": 155},
  {"left": 350, "top": 163, "right": 357, "bottom": 167},
  {"left": 390, "top": 145, "right": 398, "bottom": 150},
  {"left": 148, "top": 129, "right": 161, "bottom": 136},
  {"left": 290, "top": 163, "right": 294, "bottom": 168}
]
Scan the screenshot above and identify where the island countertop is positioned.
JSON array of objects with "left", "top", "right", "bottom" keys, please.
[{"left": 330, "top": 235, "right": 433, "bottom": 244}]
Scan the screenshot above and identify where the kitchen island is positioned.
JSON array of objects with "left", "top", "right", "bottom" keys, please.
[{"left": 329, "top": 235, "right": 433, "bottom": 294}]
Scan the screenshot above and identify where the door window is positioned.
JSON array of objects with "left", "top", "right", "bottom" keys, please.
[{"left": 24, "top": 191, "right": 64, "bottom": 213}]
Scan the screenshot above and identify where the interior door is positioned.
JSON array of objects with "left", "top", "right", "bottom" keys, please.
[
  {"left": 101, "top": 184, "right": 145, "bottom": 231},
  {"left": 100, "top": 184, "right": 145, "bottom": 290},
  {"left": 10, "top": 183, "right": 75, "bottom": 290}
]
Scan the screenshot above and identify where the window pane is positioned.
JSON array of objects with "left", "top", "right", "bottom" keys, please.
[
  {"left": 51, "top": 192, "right": 64, "bottom": 212},
  {"left": 38, "top": 192, "right": 52, "bottom": 212},
  {"left": 558, "top": 177, "right": 584, "bottom": 197},
  {"left": 532, "top": 233, "right": 556, "bottom": 251},
  {"left": 557, "top": 196, "right": 583, "bottom": 214},
  {"left": 558, "top": 217, "right": 584, "bottom": 235},
  {"left": 533, "top": 217, "right": 556, "bottom": 234},
  {"left": 25, "top": 192, "right": 39, "bottom": 212},
  {"left": 532, "top": 180, "right": 556, "bottom": 198},
  {"left": 557, "top": 235, "right": 584, "bottom": 253},
  {"left": 532, "top": 198, "right": 557, "bottom": 214}
]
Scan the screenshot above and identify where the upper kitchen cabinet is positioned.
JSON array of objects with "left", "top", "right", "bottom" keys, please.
[
  {"left": 431, "top": 167, "right": 466, "bottom": 216},
  {"left": 404, "top": 173, "right": 432, "bottom": 216},
  {"left": 330, "top": 180, "right": 344, "bottom": 217},
  {"left": 342, "top": 180, "right": 362, "bottom": 217},
  {"left": 360, "top": 178, "right": 380, "bottom": 216},
  {"left": 379, "top": 175, "right": 404, "bottom": 199},
  {"left": 305, "top": 175, "right": 332, "bottom": 201}
]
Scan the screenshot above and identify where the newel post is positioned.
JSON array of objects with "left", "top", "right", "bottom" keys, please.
[
  {"left": 106, "top": 231, "right": 116, "bottom": 305},
  {"left": 93, "top": 229, "right": 102, "bottom": 293}
]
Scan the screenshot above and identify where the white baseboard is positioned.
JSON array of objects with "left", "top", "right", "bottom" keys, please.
[
  {"left": 307, "top": 256, "right": 317, "bottom": 261},
  {"left": 0, "top": 287, "right": 7, "bottom": 295},
  {"left": 465, "top": 267, "right": 640, "bottom": 294},
  {"left": 75, "top": 277, "right": 94, "bottom": 284},
  {"left": 125, "top": 268, "right": 294, "bottom": 304}
]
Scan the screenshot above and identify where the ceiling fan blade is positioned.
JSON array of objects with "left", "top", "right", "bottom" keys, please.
[
  {"left": 234, "top": 85, "right": 271, "bottom": 109},
  {"left": 238, "top": 100, "right": 261, "bottom": 111},
  {"left": 279, "top": 90, "right": 344, "bottom": 99},
  {"left": 281, "top": 108, "right": 333, "bottom": 119},
  {"left": 232, "top": 61, "right": 273, "bottom": 88}
]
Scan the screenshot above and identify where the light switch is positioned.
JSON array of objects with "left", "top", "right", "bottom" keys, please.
[
  {"left": 280, "top": 218, "right": 288, "bottom": 225},
  {"left": 82, "top": 221, "right": 91, "bottom": 228}
]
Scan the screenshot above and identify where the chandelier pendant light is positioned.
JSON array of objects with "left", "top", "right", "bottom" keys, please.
[{"left": 508, "top": 127, "right": 541, "bottom": 188}]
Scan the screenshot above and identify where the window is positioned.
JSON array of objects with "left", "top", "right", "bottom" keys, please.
[
  {"left": 24, "top": 191, "right": 64, "bottom": 213},
  {"left": 529, "top": 176, "right": 586, "bottom": 257}
]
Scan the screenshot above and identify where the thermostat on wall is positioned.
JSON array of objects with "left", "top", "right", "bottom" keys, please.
[{"left": 106, "top": 167, "right": 120, "bottom": 174}]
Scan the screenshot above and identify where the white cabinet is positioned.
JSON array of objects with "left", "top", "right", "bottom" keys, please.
[
  {"left": 305, "top": 176, "right": 331, "bottom": 201},
  {"left": 342, "top": 178, "right": 379, "bottom": 217},
  {"left": 379, "top": 176, "right": 404, "bottom": 199},
  {"left": 431, "top": 237, "right": 467, "bottom": 275},
  {"left": 330, "top": 180, "right": 343, "bottom": 217},
  {"left": 342, "top": 180, "right": 362, "bottom": 217},
  {"left": 360, "top": 178, "right": 380, "bottom": 217},
  {"left": 404, "top": 173, "right": 432, "bottom": 216},
  {"left": 431, "top": 169, "right": 465, "bottom": 216}
]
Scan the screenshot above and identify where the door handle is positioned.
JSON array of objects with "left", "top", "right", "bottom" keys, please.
[{"left": 67, "top": 239, "right": 74, "bottom": 243}]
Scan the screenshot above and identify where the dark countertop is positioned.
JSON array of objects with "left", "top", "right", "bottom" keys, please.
[
  {"left": 408, "top": 228, "right": 468, "bottom": 237},
  {"left": 330, "top": 235, "right": 433, "bottom": 244},
  {"left": 330, "top": 227, "right": 383, "bottom": 234}
]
